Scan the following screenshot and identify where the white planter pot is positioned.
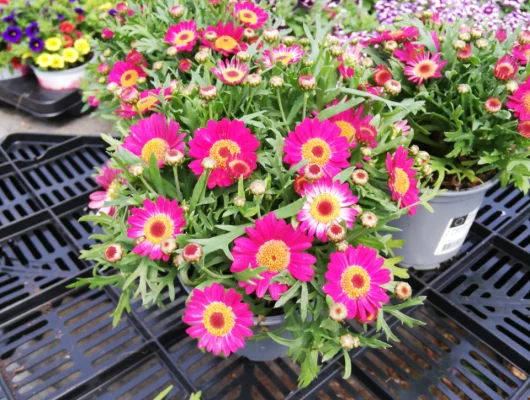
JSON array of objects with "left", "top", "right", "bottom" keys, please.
[
  {"left": 0, "top": 65, "right": 26, "bottom": 80},
  {"left": 30, "top": 57, "right": 92, "bottom": 90}
]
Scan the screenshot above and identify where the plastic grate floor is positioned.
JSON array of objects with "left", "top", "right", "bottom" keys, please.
[{"left": 0, "top": 133, "right": 529, "bottom": 399}]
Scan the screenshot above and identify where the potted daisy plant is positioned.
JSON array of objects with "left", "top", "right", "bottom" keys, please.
[
  {"left": 74, "top": 0, "right": 431, "bottom": 387},
  {"left": 362, "top": 16, "right": 530, "bottom": 269}
]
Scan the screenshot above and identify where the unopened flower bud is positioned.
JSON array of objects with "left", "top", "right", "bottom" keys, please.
[
  {"left": 98, "top": 76, "right": 106, "bottom": 84},
  {"left": 129, "top": 163, "right": 144, "bottom": 177},
  {"left": 362, "top": 57, "right": 374, "bottom": 68},
  {"left": 412, "top": 11, "right": 423, "bottom": 19},
  {"left": 202, "top": 157, "right": 217, "bottom": 170},
  {"left": 351, "top": 204, "right": 363, "bottom": 215},
  {"left": 167, "top": 46, "right": 178, "bottom": 56},
  {"left": 506, "top": 80, "right": 518, "bottom": 93},
  {"left": 170, "top": 5, "right": 184, "bottom": 18},
  {"left": 245, "top": 73, "right": 262, "bottom": 87},
  {"left": 384, "top": 40, "right": 398, "bottom": 52},
  {"left": 165, "top": 149, "right": 184, "bottom": 166},
  {"left": 475, "top": 38, "right": 488, "bottom": 49},
  {"left": 103, "top": 48, "right": 112, "bottom": 57},
  {"left": 327, "top": 223, "right": 346, "bottom": 242},
  {"left": 250, "top": 180, "right": 266, "bottom": 196},
  {"left": 422, "top": 164, "right": 432, "bottom": 176},
  {"left": 173, "top": 254, "right": 185, "bottom": 268},
  {"left": 243, "top": 28, "right": 255, "bottom": 40},
  {"left": 470, "top": 28, "right": 482, "bottom": 39},
  {"left": 349, "top": 37, "right": 360, "bottom": 45},
  {"left": 458, "top": 31, "right": 471, "bottom": 42},
  {"left": 360, "top": 147, "right": 372, "bottom": 157},
  {"left": 263, "top": 28, "right": 279, "bottom": 43},
  {"left": 329, "top": 302, "right": 348, "bottom": 322},
  {"left": 384, "top": 79, "right": 401, "bottom": 95},
  {"left": 458, "top": 84, "right": 470, "bottom": 94},
  {"left": 484, "top": 97, "right": 502, "bottom": 114},
  {"left": 329, "top": 45, "right": 343, "bottom": 57},
  {"left": 394, "top": 15, "right": 403, "bottom": 22},
  {"left": 340, "top": 334, "right": 360, "bottom": 350},
  {"left": 417, "top": 150, "right": 430, "bottom": 164},
  {"left": 182, "top": 243, "right": 203, "bottom": 263},
  {"left": 153, "top": 61, "right": 164, "bottom": 71},
  {"left": 351, "top": 169, "right": 369, "bottom": 185},
  {"left": 204, "top": 31, "right": 217, "bottom": 42},
  {"left": 194, "top": 50, "right": 209, "bottom": 64},
  {"left": 452, "top": 40, "right": 466, "bottom": 50},
  {"left": 336, "top": 240, "right": 349, "bottom": 252},
  {"left": 199, "top": 85, "right": 218, "bottom": 101},
  {"left": 282, "top": 36, "right": 296, "bottom": 46},
  {"left": 161, "top": 239, "right": 177, "bottom": 255},
  {"left": 98, "top": 62, "right": 110, "bottom": 75},
  {"left": 298, "top": 74, "right": 316, "bottom": 91},
  {"left": 270, "top": 75, "right": 284, "bottom": 88},
  {"left": 105, "top": 243, "right": 123, "bottom": 263},
  {"left": 299, "top": 37, "right": 310, "bottom": 47},
  {"left": 234, "top": 196, "right": 246, "bottom": 207},
  {"left": 120, "top": 87, "right": 139, "bottom": 105},
  {"left": 375, "top": 25, "right": 385, "bottom": 33},
  {"left": 137, "top": 76, "right": 146, "bottom": 85},
  {"left": 395, "top": 282, "right": 412, "bottom": 300},
  {"left": 361, "top": 212, "right": 378, "bottom": 228},
  {"left": 107, "top": 82, "right": 119, "bottom": 93},
  {"left": 327, "top": 35, "right": 340, "bottom": 45},
  {"left": 304, "top": 163, "right": 324, "bottom": 181},
  {"left": 423, "top": 10, "right": 433, "bottom": 18},
  {"left": 236, "top": 51, "right": 249, "bottom": 61},
  {"left": 409, "top": 145, "right": 419, "bottom": 156},
  {"left": 518, "top": 31, "right": 530, "bottom": 45}
]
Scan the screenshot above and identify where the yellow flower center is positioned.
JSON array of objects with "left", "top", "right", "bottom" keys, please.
[
  {"left": 144, "top": 214, "right": 174, "bottom": 244},
  {"left": 340, "top": 266, "right": 371, "bottom": 299},
  {"left": 301, "top": 138, "right": 332, "bottom": 166},
  {"left": 141, "top": 138, "right": 168, "bottom": 164},
  {"left": 335, "top": 121, "right": 356, "bottom": 142},
  {"left": 414, "top": 60, "right": 436, "bottom": 79},
  {"left": 274, "top": 52, "right": 294, "bottom": 66},
  {"left": 221, "top": 68, "right": 245, "bottom": 83},
  {"left": 393, "top": 167, "right": 410, "bottom": 196},
  {"left": 203, "top": 302, "right": 236, "bottom": 337},
  {"left": 389, "top": 30, "right": 403, "bottom": 38},
  {"left": 175, "top": 30, "right": 194, "bottom": 46},
  {"left": 310, "top": 193, "right": 340, "bottom": 223},
  {"left": 523, "top": 92, "right": 530, "bottom": 113},
  {"left": 137, "top": 95, "right": 158, "bottom": 112},
  {"left": 107, "top": 179, "right": 121, "bottom": 201},
  {"left": 215, "top": 35, "right": 238, "bottom": 52},
  {"left": 209, "top": 139, "right": 240, "bottom": 168},
  {"left": 120, "top": 69, "right": 139, "bottom": 87},
  {"left": 239, "top": 10, "right": 257, "bottom": 24},
  {"left": 256, "top": 240, "right": 291, "bottom": 273}
]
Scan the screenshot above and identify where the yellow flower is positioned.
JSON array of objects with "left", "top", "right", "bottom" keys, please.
[
  {"left": 22, "top": 52, "right": 33, "bottom": 60},
  {"left": 74, "top": 39, "right": 91, "bottom": 56},
  {"left": 98, "top": 2, "right": 112, "bottom": 11},
  {"left": 62, "top": 48, "right": 79, "bottom": 63},
  {"left": 50, "top": 54, "right": 65, "bottom": 69},
  {"left": 45, "top": 37, "right": 62, "bottom": 52},
  {"left": 36, "top": 53, "right": 52, "bottom": 68}
]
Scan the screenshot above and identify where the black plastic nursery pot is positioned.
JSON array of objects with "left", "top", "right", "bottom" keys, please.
[
  {"left": 1, "top": 133, "right": 530, "bottom": 399},
  {"left": 390, "top": 178, "right": 499, "bottom": 270}
]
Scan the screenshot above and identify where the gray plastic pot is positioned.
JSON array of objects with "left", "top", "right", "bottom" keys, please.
[
  {"left": 178, "top": 275, "right": 290, "bottom": 361},
  {"left": 389, "top": 178, "right": 498, "bottom": 270}
]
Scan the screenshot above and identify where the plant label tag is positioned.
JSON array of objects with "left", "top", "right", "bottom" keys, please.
[{"left": 434, "top": 207, "right": 479, "bottom": 256}]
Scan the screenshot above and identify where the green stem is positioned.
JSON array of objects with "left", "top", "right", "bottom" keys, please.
[
  {"left": 139, "top": 176, "right": 157, "bottom": 195},
  {"left": 134, "top": 103, "right": 144, "bottom": 119},
  {"left": 209, "top": 102, "right": 213, "bottom": 120},
  {"left": 276, "top": 88, "right": 289, "bottom": 129},
  {"left": 302, "top": 92, "right": 309, "bottom": 120},
  {"left": 255, "top": 195, "right": 262, "bottom": 218},
  {"left": 244, "top": 88, "right": 256, "bottom": 114},
  {"left": 173, "top": 166, "right": 182, "bottom": 201},
  {"left": 227, "top": 86, "right": 235, "bottom": 117}
]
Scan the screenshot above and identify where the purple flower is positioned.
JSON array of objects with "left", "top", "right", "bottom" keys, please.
[
  {"left": 57, "top": 13, "right": 65, "bottom": 20},
  {"left": 74, "top": 7, "right": 84, "bottom": 15},
  {"left": 2, "top": 26, "right": 22, "bottom": 43},
  {"left": 29, "top": 37, "right": 44, "bottom": 52},
  {"left": 2, "top": 13, "right": 16, "bottom": 24},
  {"left": 25, "top": 22, "right": 39, "bottom": 37},
  {"left": 108, "top": 9, "right": 117, "bottom": 16}
]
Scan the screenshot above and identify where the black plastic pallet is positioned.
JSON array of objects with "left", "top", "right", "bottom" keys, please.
[{"left": 0, "top": 76, "right": 83, "bottom": 118}]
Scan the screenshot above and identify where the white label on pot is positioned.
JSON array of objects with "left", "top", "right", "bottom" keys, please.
[{"left": 434, "top": 207, "right": 479, "bottom": 256}]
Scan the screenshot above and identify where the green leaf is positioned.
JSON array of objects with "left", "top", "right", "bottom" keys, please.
[
  {"left": 148, "top": 153, "right": 165, "bottom": 196},
  {"left": 190, "top": 171, "right": 209, "bottom": 211},
  {"left": 234, "top": 265, "right": 268, "bottom": 283},
  {"left": 342, "top": 349, "right": 352, "bottom": 380},
  {"left": 274, "top": 281, "right": 301, "bottom": 308},
  {"left": 274, "top": 197, "right": 305, "bottom": 219},
  {"left": 152, "top": 385, "right": 174, "bottom": 400},
  {"left": 300, "top": 282, "right": 308, "bottom": 321}
]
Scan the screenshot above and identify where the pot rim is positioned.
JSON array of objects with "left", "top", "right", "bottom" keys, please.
[{"left": 29, "top": 53, "right": 96, "bottom": 74}]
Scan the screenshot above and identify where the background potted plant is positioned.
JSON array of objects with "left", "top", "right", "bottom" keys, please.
[
  {"left": 362, "top": 16, "right": 530, "bottom": 269},
  {"left": 75, "top": 0, "right": 432, "bottom": 387}
]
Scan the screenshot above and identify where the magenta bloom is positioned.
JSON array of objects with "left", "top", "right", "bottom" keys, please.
[
  {"left": 127, "top": 196, "right": 186, "bottom": 261},
  {"left": 297, "top": 178, "right": 358, "bottom": 241},
  {"left": 183, "top": 282, "right": 253, "bottom": 357},
  {"left": 188, "top": 119, "right": 259, "bottom": 189},
  {"left": 404, "top": 51, "right": 447, "bottom": 85},
  {"left": 202, "top": 22, "right": 244, "bottom": 56},
  {"left": 211, "top": 59, "right": 249, "bottom": 85},
  {"left": 393, "top": 41, "right": 425, "bottom": 63},
  {"left": 233, "top": 1, "right": 268, "bottom": 29},
  {"left": 323, "top": 244, "right": 390, "bottom": 320},
  {"left": 507, "top": 77, "right": 530, "bottom": 121},
  {"left": 164, "top": 20, "right": 198, "bottom": 52},
  {"left": 327, "top": 104, "right": 375, "bottom": 146},
  {"left": 513, "top": 45, "right": 530, "bottom": 65},
  {"left": 101, "top": 28, "right": 113, "bottom": 39},
  {"left": 117, "top": 87, "right": 172, "bottom": 119},
  {"left": 284, "top": 118, "right": 350, "bottom": 178},
  {"left": 122, "top": 113, "right": 185, "bottom": 167},
  {"left": 108, "top": 61, "right": 146, "bottom": 88},
  {"left": 261, "top": 44, "right": 305, "bottom": 68},
  {"left": 386, "top": 146, "right": 419, "bottom": 216},
  {"left": 494, "top": 55, "right": 519, "bottom": 81},
  {"left": 88, "top": 163, "right": 123, "bottom": 215},
  {"left": 230, "top": 213, "right": 316, "bottom": 300}
]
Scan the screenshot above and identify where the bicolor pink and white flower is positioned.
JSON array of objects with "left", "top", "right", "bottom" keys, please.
[
  {"left": 233, "top": 1, "right": 268, "bottom": 29},
  {"left": 494, "top": 55, "right": 519, "bottom": 81},
  {"left": 202, "top": 22, "right": 244, "bottom": 56},
  {"left": 88, "top": 163, "right": 123, "bottom": 216},
  {"left": 386, "top": 146, "right": 419, "bottom": 216},
  {"left": 211, "top": 59, "right": 249, "bottom": 85},
  {"left": 230, "top": 213, "right": 316, "bottom": 300},
  {"left": 183, "top": 282, "right": 253, "bottom": 357},
  {"left": 164, "top": 21, "right": 198, "bottom": 52},
  {"left": 404, "top": 52, "right": 447, "bottom": 85},
  {"left": 261, "top": 44, "right": 305, "bottom": 68},
  {"left": 297, "top": 178, "right": 358, "bottom": 241},
  {"left": 116, "top": 87, "right": 172, "bottom": 119},
  {"left": 323, "top": 244, "right": 390, "bottom": 320},
  {"left": 127, "top": 196, "right": 186, "bottom": 261}
]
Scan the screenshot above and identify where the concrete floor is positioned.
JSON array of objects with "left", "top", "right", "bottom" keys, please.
[{"left": 0, "top": 103, "right": 114, "bottom": 140}]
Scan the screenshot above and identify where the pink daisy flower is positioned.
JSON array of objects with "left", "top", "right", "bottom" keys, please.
[
  {"left": 404, "top": 51, "right": 447, "bottom": 85},
  {"left": 164, "top": 21, "right": 198, "bottom": 52},
  {"left": 211, "top": 59, "right": 249, "bottom": 85},
  {"left": 230, "top": 213, "right": 316, "bottom": 300},
  {"left": 327, "top": 104, "right": 374, "bottom": 147},
  {"left": 88, "top": 163, "right": 123, "bottom": 216},
  {"left": 386, "top": 146, "right": 419, "bottom": 216},
  {"left": 323, "top": 244, "right": 390, "bottom": 320},
  {"left": 513, "top": 45, "right": 530, "bottom": 65},
  {"left": 373, "top": 64, "right": 392, "bottom": 86},
  {"left": 202, "top": 22, "right": 244, "bottom": 56},
  {"left": 337, "top": 45, "right": 363, "bottom": 79},
  {"left": 297, "top": 178, "right": 358, "bottom": 241},
  {"left": 233, "top": 1, "right": 268, "bottom": 30},
  {"left": 494, "top": 55, "right": 519, "bottom": 81},
  {"left": 183, "top": 282, "right": 253, "bottom": 357},
  {"left": 116, "top": 87, "right": 172, "bottom": 118},
  {"left": 188, "top": 119, "right": 259, "bottom": 189},
  {"left": 127, "top": 196, "right": 186, "bottom": 261},
  {"left": 261, "top": 44, "right": 305, "bottom": 68},
  {"left": 284, "top": 118, "right": 350, "bottom": 178},
  {"left": 393, "top": 41, "right": 425, "bottom": 63},
  {"left": 108, "top": 61, "right": 146, "bottom": 88},
  {"left": 365, "top": 26, "right": 419, "bottom": 45},
  {"left": 337, "top": 56, "right": 354, "bottom": 79},
  {"left": 507, "top": 78, "right": 530, "bottom": 121},
  {"left": 122, "top": 113, "right": 185, "bottom": 167}
]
